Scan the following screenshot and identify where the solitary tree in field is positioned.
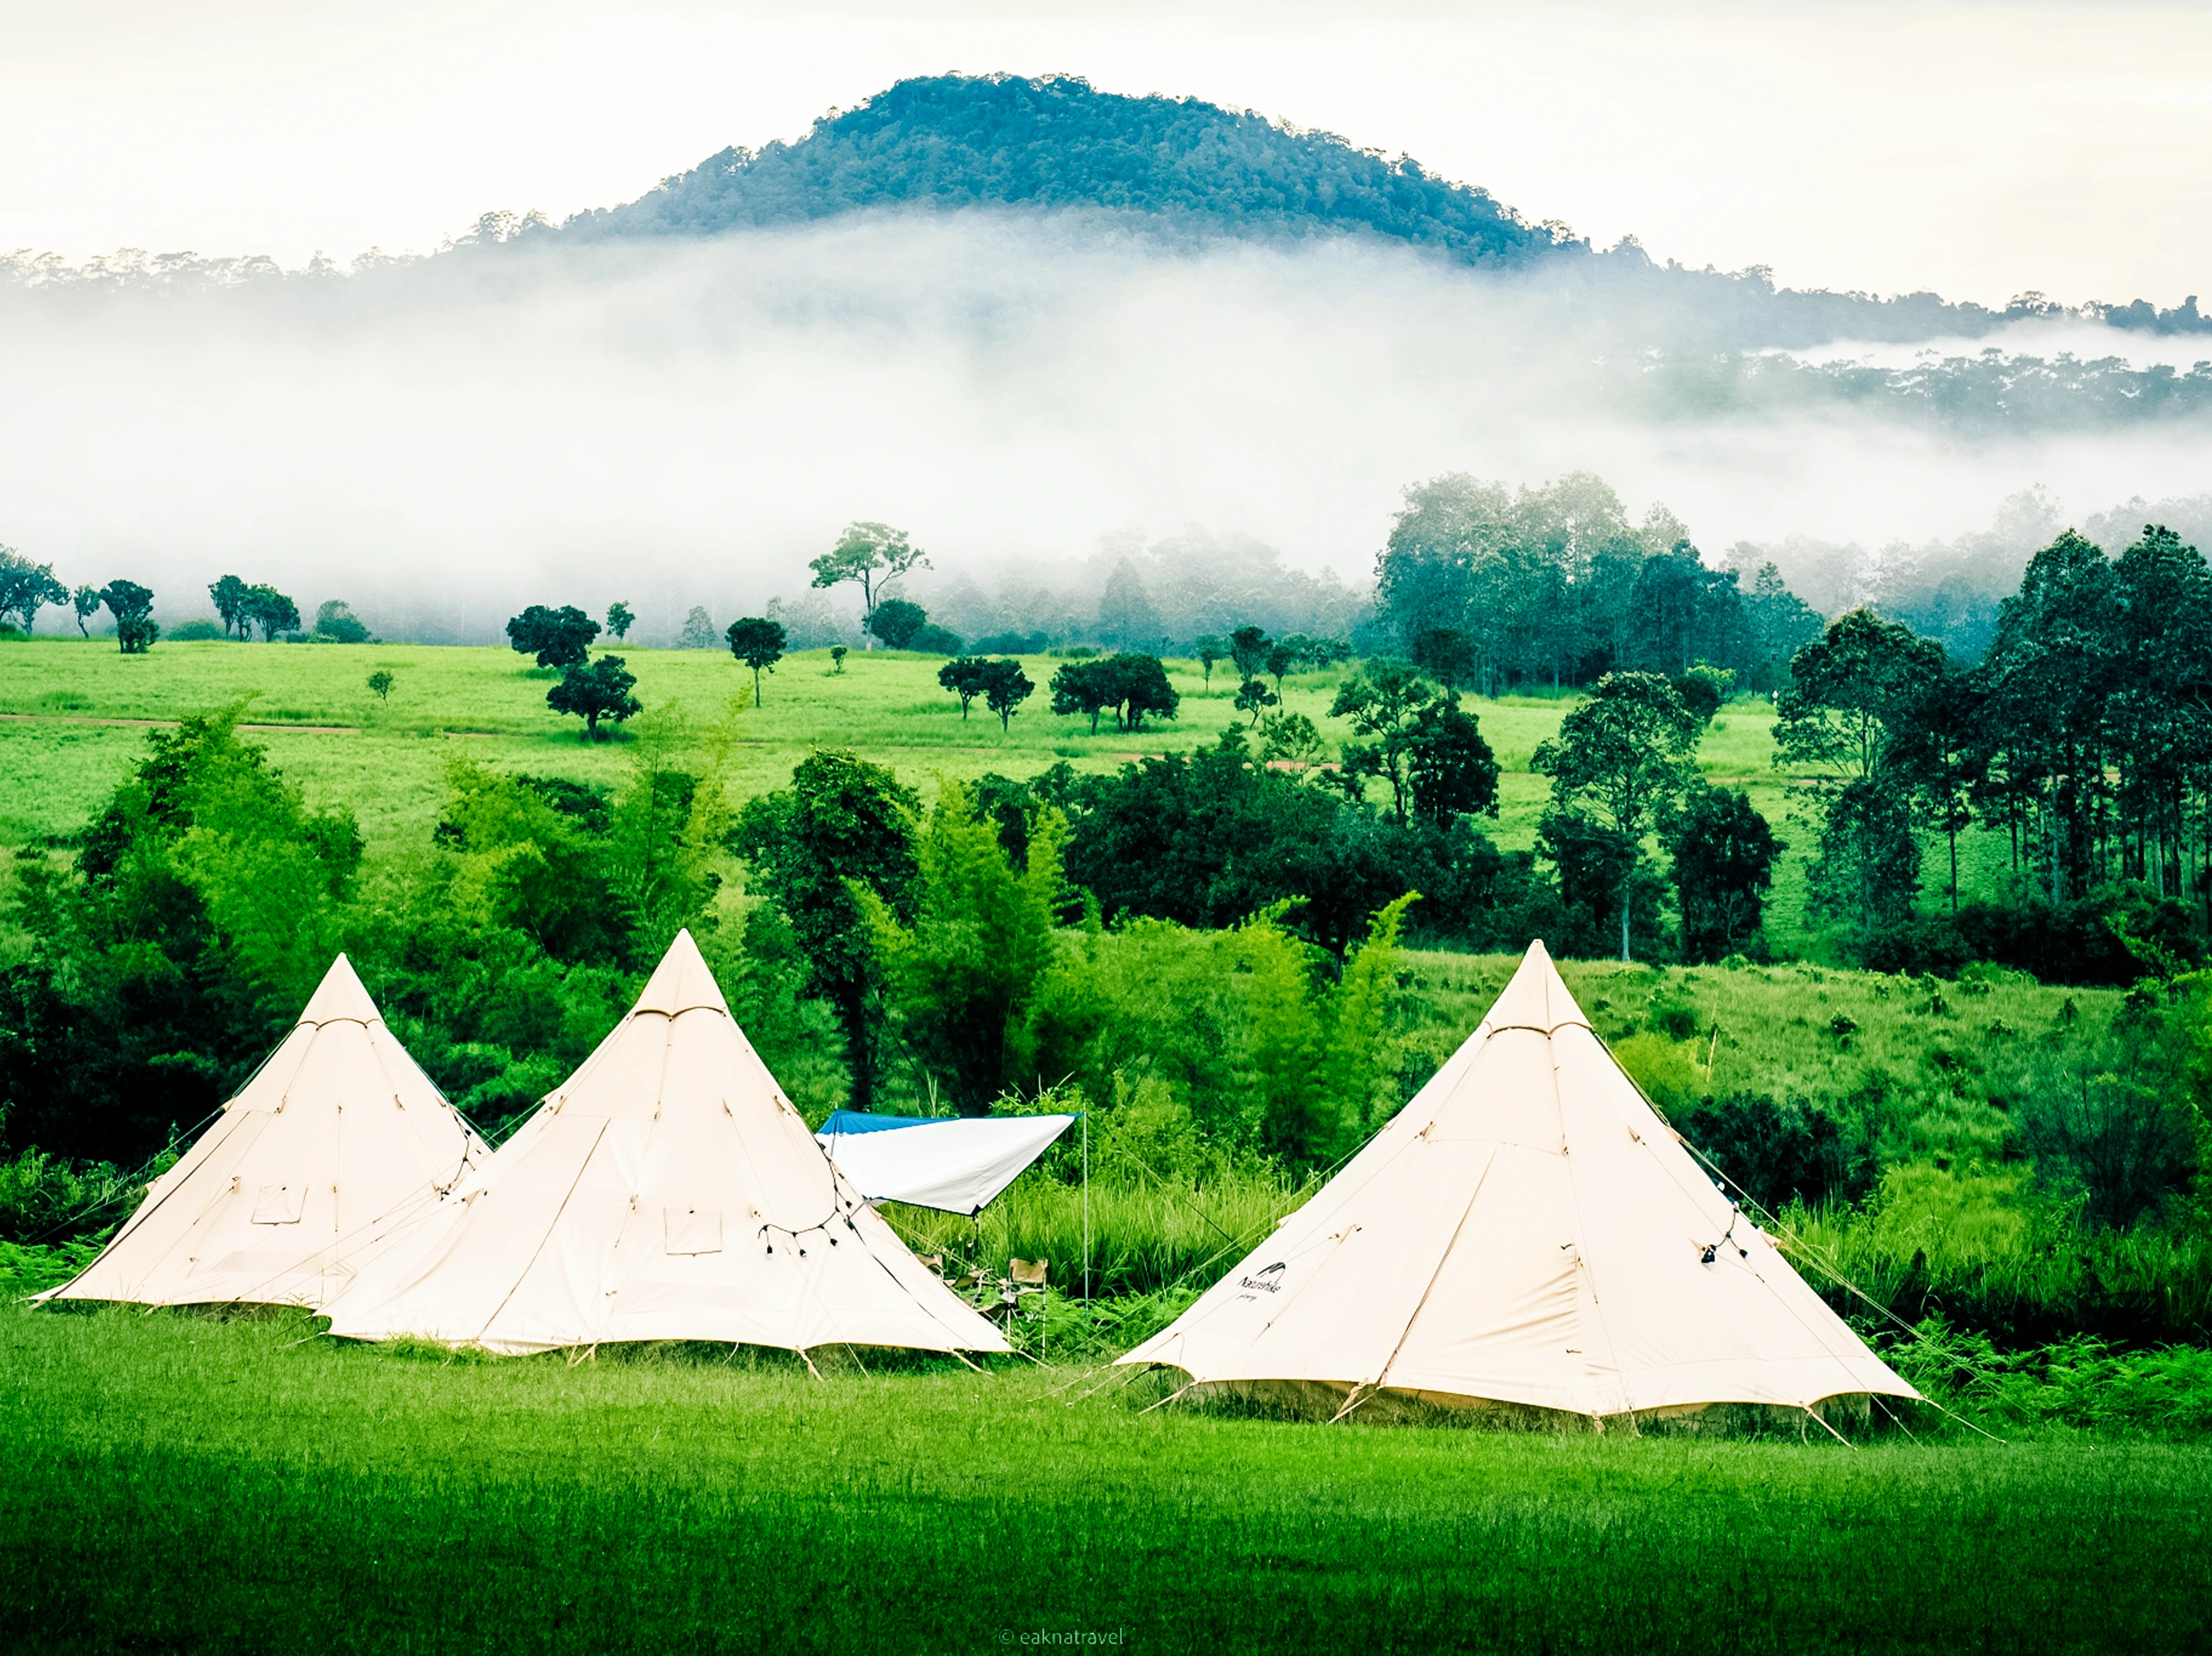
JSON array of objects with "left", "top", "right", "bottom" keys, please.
[
  {"left": 547, "top": 655, "right": 641, "bottom": 740},
  {"left": 506, "top": 604, "right": 600, "bottom": 668},
  {"left": 72, "top": 585, "right": 99, "bottom": 637},
  {"left": 979, "top": 658, "right": 1035, "bottom": 732},
  {"left": 209, "top": 574, "right": 250, "bottom": 638},
  {"left": 367, "top": 669, "right": 397, "bottom": 704},
  {"left": 830, "top": 645, "right": 848, "bottom": 674},
  {"left": 810, "top": 521, "right": 928, "bottom": 647},
  {"left": 99, "top": 580, "right": 159, "bottom": 653},
  {"left": 725, "top": 616, "right": 787, "bottom": 707},
  {"left": 244, "top": 584, "right": 300, "bottom": 642},
  {"left": 605, "top": 600, "right": 634, "bottom": 641},
  {"left": 0, "top": 548, "right": 67, "bottom": 634},
  {"left": 939, "top": 655, "right": 988, "bottom": 718}
]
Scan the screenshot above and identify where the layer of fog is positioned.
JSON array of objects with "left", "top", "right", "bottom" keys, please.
[
  {"left": 1780, "top": 314, "right": 2212, "bottom": 375},
  {"left": 2, "top": 209, "right": 2207, "bottom": 644}
]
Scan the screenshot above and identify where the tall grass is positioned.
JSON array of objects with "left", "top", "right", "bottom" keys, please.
[{"left": 881, "top": 1161, "right": 1304, "bottom": 1299}]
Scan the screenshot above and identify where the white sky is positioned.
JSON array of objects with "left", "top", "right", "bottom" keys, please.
[{"left": 4, "top": 1, "right": 2208, "bottom": 308}]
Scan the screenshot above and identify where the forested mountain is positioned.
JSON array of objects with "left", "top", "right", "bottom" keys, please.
[
  {"left": 551, "top": 73, "right": 2201, "bottom": 352},
  {"left": 566, "top": 73, "right": 1557, "bottom": 267}
]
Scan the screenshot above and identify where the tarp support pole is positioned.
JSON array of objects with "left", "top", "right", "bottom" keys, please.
[{"left": 1082, "top": 1110, "right": 1091, "bottom": 1306}]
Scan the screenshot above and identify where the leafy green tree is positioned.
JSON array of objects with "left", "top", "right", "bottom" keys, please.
[
  {"left": 725, "top": 615, "right": 787, "bottom": 706},
  {"left": 735, "top": 750, "right": 919, "bottom": 1110},
  {"left": 0, "top": 548, "right": 67, "bottom": 634},
  {"left": 1808, "top": 775, "right": 1921, "bottom": 935},
  {"left": 1669, "top": 784, "right": 1781, "bottom": 962},
  {"left": 1257, "top": 710, "right": 1326, "bottom": 766},
  {"left": 1536, "top": 807, "right": 1656, "bottom": 959},
  {"left": 1104, "top": 653, "right": 1179, "bottom": 732},
  {"left": 71, "top": 585, "right": 100, "bottom": 637},
  {"left": 208, "top": 574, "right": 250, "bottom": 639},
  {"left": 678, "top": 606, "right": 716, "bottom": 649},
  {"left": 9, "top": 708, "right": 362, "bottom": 1156},
  {"left": 1193, "top": 634, "right": 1224, "bottom": 690},
  {"left": 243, "top": 584, "right": 300, "bottom": 642},
  {"left": 938, "top": 655, "right": 988, "bottom": 717},
  {"left": 1405, "top": 700, "right": 1500, "bottom": 826},
  {"left": 506, "top": 604, "right": 601, "bottom": 668},
  {"left": 1232, "top": 677, "right": 1277, "bottom": 724},
  {"left": 1774, "top": 608, "right": 1947, "bottom": 932},
  {"left": 605, "top": 600, "right": 634, "bottom": 641},
  {"left": 1775, "top": 609, "right": 1948, "bottom": 782},
  {"left": 862, "top": 780, "right": 1066, "bottom": 1113},
  {"left": 314, "top": 600, "right": 371, "bottom": 643},
  {"left": 366, "top": 670, "right": 396, "bottom": 703},
  {"left": 1050, "top": 659, "right": 1114, "bottom": 733},
  {"left": 98, "top": 580, "right": 158, "bottom": 653},
  {"left": 830, "top": 645, "right": 848, "bottom": 674},
  {"left": 546, "top": 655, "right": 641, "bottom": 740},
  {"left": 811, "top": 521, "right": 927, "bottom": 646},
  {"left": 866, "top": 597, "right": 927, "bottom": 649},
  {"left": 979, "top": 658, "right": 1034, "bottom": 732},
  {"left": 1264, "top": 641, "right": 1295, "bottom": 699},
  {"left": 1532, "top": 672, "right": 1698, "bottom": 961},
  {"left": 1329, "top": 660, "right": 1440, "bottom": 822},
  {"left": 1228, "top": 624, "right": 1271, "bottom": 685}
]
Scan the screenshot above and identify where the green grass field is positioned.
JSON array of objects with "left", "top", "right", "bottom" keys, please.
[
  {"left": 4, "top": 1303, "right": 2208, "bottom": 1654},
  {"left": 0, "top": 633, "right": 2009, "bottom": 954}
]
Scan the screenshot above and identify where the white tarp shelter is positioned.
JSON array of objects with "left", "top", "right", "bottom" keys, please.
[
  {"left": 47, "top": 954, "right": 486, "bottom": 1310},
  {"left": 815, "top": 1110, "right": 1075, "bottom": 1215},
  {"left": 324, "top": 930, "right": 1010, "bottom": 1357},
  {"left": 1119, "top": 940, "right": 1917, "bottom": 1423}
]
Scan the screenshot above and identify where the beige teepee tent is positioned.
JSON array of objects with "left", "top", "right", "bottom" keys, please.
[
  {"left": 48, "top": 955, "right": 487, "bottom": 1310},
  {"left": 1119, "top": 940, "right": 1914, "bottom": 1424},
  {"left": 324, "top": 930, "right": 1010, "bottom": 1358}
]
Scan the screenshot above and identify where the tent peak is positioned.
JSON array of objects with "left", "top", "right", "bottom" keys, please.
[
  {"left": 630, "top": 928, "right": 732, "bottom": 1018},
  {"left": 1481, "top": 939, "right": 1592, "bottom": 1035},
  {"left": 295, "top": 953, "right": 382, "bottom": 1026}
]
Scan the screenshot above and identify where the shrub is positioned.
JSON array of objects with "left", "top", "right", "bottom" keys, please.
[{"left": 167, "top": 619, "right": 225, "bottom": 642}]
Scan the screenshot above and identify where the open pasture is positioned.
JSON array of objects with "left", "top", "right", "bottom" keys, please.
[
  {"left": 3, "top": 1303, "right": 2208, "bottom": 1654},
  {"left": 0, "top": 634, "right": 1975, "bottom": 947}
]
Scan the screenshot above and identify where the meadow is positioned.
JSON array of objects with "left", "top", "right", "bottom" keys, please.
[
  {"left": 3, "top": 1302, "right": 2210, "bottom": 1655},
  {"left": 0, "top": 633, "right": 2027, "bottom": 950}
]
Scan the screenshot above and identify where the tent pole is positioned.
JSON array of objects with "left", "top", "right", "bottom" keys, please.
[{"left": 1082, "top": 1110, "right": 1091, "bottom": 1308}]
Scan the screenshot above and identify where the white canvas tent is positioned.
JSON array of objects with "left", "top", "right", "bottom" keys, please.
[
  {"left": 324, "top": 930, "right": 1010, "bottom": 1357},
  {"left": 1119, "top": 940, "right": 1916, "bottom": 1423},
  {"left": 47, "top": 954, "right": 487, "bottom": 1310}
]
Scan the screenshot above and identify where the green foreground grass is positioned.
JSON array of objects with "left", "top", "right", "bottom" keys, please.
[
  {"left": 4, "top": 1304, "right": 2209, "bottom": 1654},
  {"left": 0, "top": 634, "right": 1959, "bottom": 947}
]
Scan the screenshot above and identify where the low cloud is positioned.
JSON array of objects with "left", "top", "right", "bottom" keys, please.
[{"left": 2, "top": 211, "right": 2206, "bottom": 641}]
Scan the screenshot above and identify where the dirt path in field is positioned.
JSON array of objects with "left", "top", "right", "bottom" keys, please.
[{"left": 0, "top": 712, "right": 363, "bottom": 735}]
